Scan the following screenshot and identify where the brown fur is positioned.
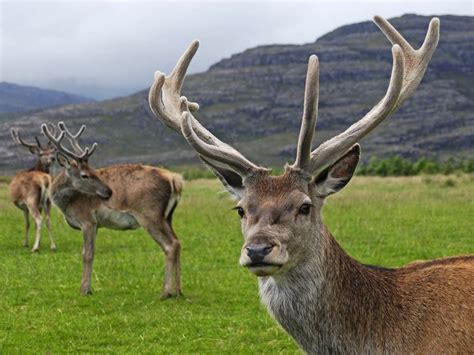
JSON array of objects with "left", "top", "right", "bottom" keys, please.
[
  {"left": 238, "top": 169, "right": 474, "bottom": 353},
  {"left": 323, "top": 235, "right": 473, "bottom": 353},
  {"left": 50, "top": 163, "right": 183, "bottom": 297},
  {"left": 9, "top": 162, "right": 56, "bottom": 252}
]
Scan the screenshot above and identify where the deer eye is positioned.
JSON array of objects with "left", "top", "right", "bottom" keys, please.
[
  {"left": 80, "top": 173, "right": 89, "bottom": 179},
  {"left": 234, "top": 206, "right": 245, "bottom": 218},
  {"left": 299, "top": 203, "right": 312, "bottom": 215}
]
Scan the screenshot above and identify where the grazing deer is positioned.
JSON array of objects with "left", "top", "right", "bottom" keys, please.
[
  {"left": 148, "top": 16, "right": 473, "bottom": 353},
  {"left": 41, "top": 122, "right": 183, "bottom": 297},
  {"left": 9, "top": 128, "right": 57, "bottom": 252}
]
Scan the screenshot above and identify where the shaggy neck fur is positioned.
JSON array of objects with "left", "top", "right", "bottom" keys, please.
[
  {"left": 50, "top": 172, "right": 79, "bottom": 212},
  {"left": 258, "top": 224, "right": 409, "bottom": 354}
]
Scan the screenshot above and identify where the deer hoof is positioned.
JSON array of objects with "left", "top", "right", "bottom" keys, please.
[
  {"left": 31, "top": 248, "right": 39, "bottom": 253},
  {"left": 51, "top": 246, "right": 57, "bottom": 252},
  {"left": 80, "top": 288, "right": 93, "bottom": 296},
  {"left": 160, "top": 292, "right": 172, "bottom": 300},
  {"left": 160, "top": 290, "right": 183, "bottom": 300}
]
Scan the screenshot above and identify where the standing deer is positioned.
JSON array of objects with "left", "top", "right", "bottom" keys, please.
[
  {"left": 41, "top": 122, "right": 183, "bottom": 297},
  {"left": 9, "top": 128, "right": 57, "bottom": 252},
  {"left": 148, "top": 16, "right": 473, "bottom": 353}
]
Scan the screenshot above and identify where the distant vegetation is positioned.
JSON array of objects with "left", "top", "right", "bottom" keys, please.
[
  {"left": 356, "top": 156, "right": 474, "bottom": 176},
  {"left": 173, "top": 156, "right": 474, "bottom": 180}
]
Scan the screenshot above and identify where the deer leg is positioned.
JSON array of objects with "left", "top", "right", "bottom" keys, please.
[
  {"left": 22, "top": 208, "right": 30, "bottom": 247},
  {"left": 30, "top": 206, "right": 42, "bottom": 253},
  {"left": 43, "top": 199, "right": 57, "bottom": 251},
  {"left": 163, "top": 220, "right": 182, "bottom": 297},
  {"left": 141, "top": 220, "right": 181, "bottom": 299},
  {"left": 80, "top": 224, "right": 97, "bottom": 295}
]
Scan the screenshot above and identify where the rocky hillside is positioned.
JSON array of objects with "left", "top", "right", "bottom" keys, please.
[
  {"left": 1, "top": 14, "right": 472, "bottom": 173},
  {"left": 0, "top": 82, "right": 93, "bottom": 113}
]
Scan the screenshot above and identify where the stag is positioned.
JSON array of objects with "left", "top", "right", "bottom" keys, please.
[
  {"left": 42, "top": 122, "right": 183, "bottom": 297},
  {"left": 148, "top": 16, "right": 473, "bottom": 353},
  {"left": 9, "top": 128, "right": 57, "bottom": 252}
]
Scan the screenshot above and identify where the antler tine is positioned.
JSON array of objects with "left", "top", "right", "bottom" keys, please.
[
  {"left": 57, "top": 121, "right": 98, "bottom": 161},
  {"left": 59, "top": 121, "right": 86, "bottom": 140},
  {"left": 46, "top": 123, "right": 57, "bottom": 136},
  {"left": 34, "top": 136, "right": 46, "bottom": 150},
  {"left": 373, "top": 16, "right": 440, "bottom": 109},
  {"left": 149, "top": 40, "right": 262, "bottom": 177},
  {"left": 148, "top": 41, "right": 200, "bottom": 133},
  {"left": 41, "top": 123, "right": 88, "bottom": 161},
  {"left": 170, "top": 40, "right": 200, "bottom": 93},
  {"left": 58, "top": 121, "right": 87, "bottom": 155},
  {"left": 181, "top": 112, "right": 258, "bottom": 175},
  {"left": 308, "top": 16, "right": 439, "bottom": 175},
  {"left": 86, "top": 142, "right": 98, "bottom": 157},
  {"left": 11, "top": 128, "right": 41, "bottom": 149},
  {"left": 292, "top": 55, "right": 320, "bottom": 170},
  {"left": 41, "top": 123, "right": 65, "bottom": 148}
]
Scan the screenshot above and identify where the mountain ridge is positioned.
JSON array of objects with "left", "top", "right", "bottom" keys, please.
[
  {"left": 1, "top": 14, "right": 472, "bottom": 174},
  {"left": 0, "top": 82, "right": 94, "bottom": 114}
]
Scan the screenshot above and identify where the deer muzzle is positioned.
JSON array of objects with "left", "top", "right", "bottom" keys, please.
[{"left": 240, "top": 236, "right": 288, "bottom": 276}]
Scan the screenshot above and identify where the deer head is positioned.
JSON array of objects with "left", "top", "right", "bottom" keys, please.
[
  {"left": 41, "top": 122, "right": 112, "bottom": 200},
  {"left": 148, "top": 16, "right": 439, "bottom": 277},
  {"left": 11, "top": 127, "right": 56, "bottom": 171}
]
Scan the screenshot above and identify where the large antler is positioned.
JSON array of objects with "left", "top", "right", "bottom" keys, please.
[
  {"left": 58, "top": 121, "right": 97, "bottom": 158},
  {"left": 41, "top": 122, "right": 97, "bottom": 162},
  {"left": 149, "top": 16, "right": 439, "bottom": 179},
  {"left": 148, "top": 41, "right": 261, "bottom": 176},
  {"left": 11, "top": 128, "right": 45, "bottom": 152},
  {"left": 292, "top": 55, "right": 320, "bottom": 170},
  {"left": 304, "top": 16, "right": 439, "bottom": 174}
]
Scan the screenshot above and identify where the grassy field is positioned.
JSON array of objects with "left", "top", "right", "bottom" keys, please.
[{"left": 0, "top": 175, "right": 473, "bottom": 353}]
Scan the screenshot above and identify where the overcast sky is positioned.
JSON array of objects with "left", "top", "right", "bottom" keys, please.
[{"left": 1, "top": 0, "right": 472, "bottom": 100}]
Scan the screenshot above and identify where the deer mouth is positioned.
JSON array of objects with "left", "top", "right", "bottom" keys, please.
[
  {"left": 246, "top": 262, "right": 283, "bottom": 276},
  {"left": 247, "top": 261, "right": 281, "bottom": 268}
]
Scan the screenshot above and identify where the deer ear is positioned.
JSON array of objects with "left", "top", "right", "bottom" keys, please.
[
  {"left": 200, "top": 156, "right": 244, "bottom": 199},
  {"left": 313, "top": 144, "right": 360, "bottom": 198},
  {"left": 56, "top": 152, "right": 71, "bottom": 169}
]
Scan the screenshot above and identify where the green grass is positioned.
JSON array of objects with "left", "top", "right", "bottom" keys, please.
[{"left": 0, "top": 175, "right": 473, "bottom": 353}]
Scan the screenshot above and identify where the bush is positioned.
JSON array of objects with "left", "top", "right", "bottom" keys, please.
[{"left": 356, "top": 156, "right": 474, "bottom": 177}]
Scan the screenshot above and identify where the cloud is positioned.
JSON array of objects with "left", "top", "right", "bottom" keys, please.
[{"left": 1, "top": 1, "right": 472, "bottom": 99}]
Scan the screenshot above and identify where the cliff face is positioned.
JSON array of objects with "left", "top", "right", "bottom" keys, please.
[{"left": 1, "top": 15, "right": 473, "bottom": 173}]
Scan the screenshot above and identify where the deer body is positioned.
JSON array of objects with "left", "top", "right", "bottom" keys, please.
[
  {"left": 148, "top": 16, "right": 473, "bottom": 352},
  {"left": 51, "top": 164, "right": 180, "bottom": 231},
  {"left": 42, "top": 123, "right": 184, "bottom": 297},
  {"left": 50, "top": 163, "right": 183, "bottom": 296},
  {"left": 9, "top": 129, "right": 57, "bottom": 252}
]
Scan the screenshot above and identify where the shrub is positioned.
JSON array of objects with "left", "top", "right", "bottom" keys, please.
[{"left": 357, "top": 156, "right": 474, "bottom": 177}]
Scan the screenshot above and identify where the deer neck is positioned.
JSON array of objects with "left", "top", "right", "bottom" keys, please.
[
  {"left": 50, "top": 171, "right": 79, "bottom": 212},
  {"left": 27, "top": 160, "right": 49, "bottom": 173},
  {"left": 258, "top": 224, "right": 400, "bottom": 353}
]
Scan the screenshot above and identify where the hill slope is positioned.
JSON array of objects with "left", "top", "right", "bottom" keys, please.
[
  {"left": 0, "top": 82, "right": 94, "bottom": 114},
  {"left": 1, "top": 14, "right": 472, "bottom": 173}
]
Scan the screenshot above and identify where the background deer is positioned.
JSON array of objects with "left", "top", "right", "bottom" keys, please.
[
  {"left": 9, "top": 128, "right": 57, "bottom": 252},
  {"left": 42, "top": 122, "right": 184, "bottom": 297},
  {"left": 148, "top": 16, "right": 473, "bottom": 353}
]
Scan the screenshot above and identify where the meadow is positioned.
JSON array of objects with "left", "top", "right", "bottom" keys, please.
[{"left": 0, "top": 175, "right": 473, "bottom": 353}]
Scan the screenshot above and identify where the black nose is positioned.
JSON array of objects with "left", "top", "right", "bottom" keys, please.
[{"left": 246, "top": 244, "right": 274, "bottom": 263}]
